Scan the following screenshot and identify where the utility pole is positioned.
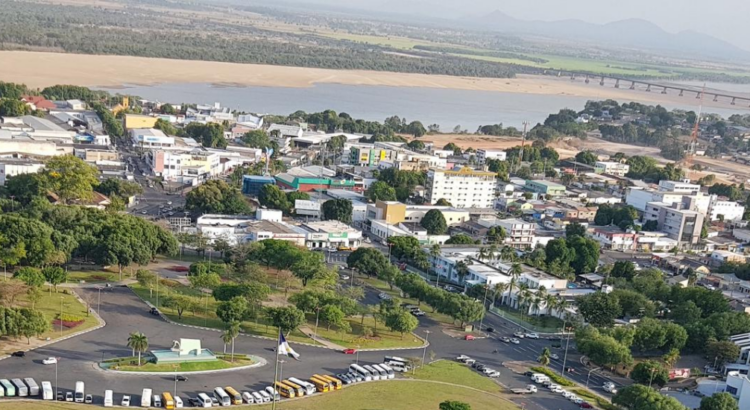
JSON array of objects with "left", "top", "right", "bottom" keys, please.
[
  {"left": 421, "top": 330, "right": 431, "bottom": 369},
  {"left": 516, "top": 121, "right": 529, "bottom": 174},
  {"left": 478, "top": 284, "right": 490, "bottom": 331}
]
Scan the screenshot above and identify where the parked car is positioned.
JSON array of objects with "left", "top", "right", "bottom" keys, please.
[
  {"left": 65, "top": 392, "right": 74, "bottom": 402},
  {"left": 121, "top": 395, "right": 131, "bottom": 407},
  {"left": 456, "top": 355, "right": 472, "bottom": 362},
  {"left": 525, "top": 332, "right": 540, "bottom": 339},
  {"left": 343, "top": 348, "right": 357, "bottom": 355},
  {"left": 188, "top": 397, "right": 200, "bottom": 407},
  {"left": 11, "top": 351, "right": 26, "bottom": 357},
  {"left": 580, "top": 402, "right": 594, "bottom": 408},
  {"left": 85, "top": 394, "right": 93, "bottom": 404},
  {"left": 464, "top": 335, "right": 475, "bottom": 341},
  {"left": 57, "top": 392, "right": 64, "bottom": 401},
  {"left": 411, "top": 310, "right": 425, "bottom": 317},
  {"left": 513, "top": 332, "right": 525, "bottom": 338},
  {"left": 42, "top": 357, "right": 58, "bottom": 365}
]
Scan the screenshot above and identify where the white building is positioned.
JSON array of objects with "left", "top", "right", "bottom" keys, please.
[
  {"left": 425, "top": 167, "right": 497, "bottom": 208},
  {"left": 594, "top": 161, "right": 630, "bottom": 177},
  {"left": 131, "top": 128, "right": 175, "bottom": 149},
  {"left": 0, "top": 158, "right": 45, "bottom": 185},
  {"left": 477, "top": 217, "right": 536, "bottom": 249},
  {"left": 147, "top": 149, "right": 221, "bottom": 183},
  {"left": 236, "top": 114, "right": 264, "bottom": 130},
  {"left": 268, "top": 124, "right": 304, "bottom": 153},
  {"left": 658, "top": 180, "right": 701, "bottom": 194},
  {"left": 0, "top": 116, "right": 76, "bottom": 143},
  {"left": 725, "top": 371, "right": 750, "bottom": 409},
  {"left": 476, "top": 149, "right": 506, "bottom": 164},
  {"left": 196, "top": 214, "right": 255, "bottom": 245},
  {"left": 709, "top": 196, "right": 745, "bottom": 222},
  {"left": 370, "top": 220, "right": 449, "bottom": 246},
  {"left": 296, "top": 220, "right": 363, "bottom": 250}
]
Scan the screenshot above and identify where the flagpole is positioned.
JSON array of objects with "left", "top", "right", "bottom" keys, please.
[{"left": 272, "top": 327, "right": 280, "bottom": 410}]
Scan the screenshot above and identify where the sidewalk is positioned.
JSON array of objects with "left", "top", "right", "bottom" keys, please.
[{"left": 298, "top": 326, "right": 346, "bottom": 350}]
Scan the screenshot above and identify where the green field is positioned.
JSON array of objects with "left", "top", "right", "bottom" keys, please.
[
  {"left": 111, "top": 356, "right": 254, "bottom": 372},
  {"left": 312, "top": 315, "right": 425, "bottom": 350},
  {"left": 404, "top": 360, "right": 502, "bottom": 393},
  {"left": 66, "top": 271, "right": 117, "bottom": 284}
]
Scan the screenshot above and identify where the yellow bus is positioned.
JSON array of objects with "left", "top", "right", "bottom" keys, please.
[
  {"left": 317, "top": 374, "right": 342, "bottom": 390},
  {"left": 282, "top": 380, "right": 305, "bottom": 397},
  {"left": 308, "top": 376, "right": 332, "bottom": 393},
  {"left": 224, "top": 386, "right": 243, "bottom": 405},
  {"left": 161, "top": 392, "right": 175, "bottom": 410},
  {"left": 274, "top": 382, "right": 296, "bottom": 398}
]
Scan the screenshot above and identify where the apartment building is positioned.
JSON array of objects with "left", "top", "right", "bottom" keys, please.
[
  {"left": 425, "top": 167, "right": 497, "bottom": 208},
  {"left": 148, "top": 149, "right": 221, "bottom": 182},
  {"left": 643, "top": 202, "right": 705, "bottom": 245},
  {"left": 365, "top": 200, "right": 470, "bottom": 226},
  {"left": 594, "top": 161, "right": 630, "bottom": 177},
  {"left": 591, "top": 225, "right": 637, "bottom": 251},
  {"left": 524, "top": 180, "right": 567, "bottom": 197},
  {"left": 476, "top": 149, "right": 506, "bottom": 164},
  {"left": 657, "top": 180, "right": 701, "bottom": 194},
  {"left": 709, "top": 196, "right": 746, "bottom": 222}
]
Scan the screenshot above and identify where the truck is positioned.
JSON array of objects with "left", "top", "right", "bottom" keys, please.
[
  {"left": 41, "top": 382, "right": 53, "bottom": 400},
  {"left": 511, "top": 385, "right": 538, "bottom": 394},
  {"left": 141, "top": 388, "right": 153, "bottom": 407}
]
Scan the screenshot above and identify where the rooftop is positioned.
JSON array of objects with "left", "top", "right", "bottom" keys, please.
[
  {"left": 527, "top": 179, "right": 566, "bottom": 188},
  {"left": 300, "top": 220, "right": 360, "bottom": 234}
]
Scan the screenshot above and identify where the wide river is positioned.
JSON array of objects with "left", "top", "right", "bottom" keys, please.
[{"left": 101, "top": 82, "right": 750, "bottom": 130}]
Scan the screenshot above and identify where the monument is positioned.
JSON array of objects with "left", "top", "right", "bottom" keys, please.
[{"left": 150, "top": 338, "right": 217, "bottom": 364}]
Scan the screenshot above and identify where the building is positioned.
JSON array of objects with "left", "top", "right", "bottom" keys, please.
[
  {"left": 709, "top": 197, "right": 745, "bottom": 222},
  {"left": 709, "top": 250, "right": 746, "bottom": 267},
  {"left": 297, "top": 220, "right": 362, "bottom": 250},
  {"left": 643, "top": 202, "right": 705, "bottom": 246},
  {"left": 728, "top": 333, "right": 750, "bottom": 375},
  {"left": 147, "top": 149, "right": 221, "bottom": 183},
  {"left": 21, "top": 96, "right": 56, "bottom": 111},
  {"left": 275, "top": 166, "right": 356, "bottom": 192},
  {"left": 425, "top": 167, "right": 497, "bottom": 208},
  {"left": 196, "top": 214, "right": 256, "bottom": 245},
  {"left": 525, "top": 180, "right": 567, "bottom": 197},
  {"left": 241, "top": 175, "right": 276, "bottom": 197},
  {"left": 66, "top": 100, "right": 86, "bottom": 110},
  {"left": 123, "top": 114, "right": 159, "bottom": 130},
  {"left": 131, "top": 129, "right": 175, "bottom": 149},
  {"left": 476, "top": 217, "right": 536, "bottom": 249},
  {"left": 366, "top": 200, "right": 470, "bottom": 226},
  {"left": 0, "top": 158, "right": 45, "bottom": 185},
  {"left": 267, "top": 124, "right": 304, "bottom": 153},
  {"left": 590, "top": 226, "right": 637, "bottom": 251},
  {"left": 369, "top": 220, "right": 449, "bottom": 245},
  {"left": 0, "top": 116, "right": 76, "bottom": 143},
  {"left": 350, "top": 144, "right": 386, "bottom": 167},
  {"left": 725, "top": 371, "right": 750, "bottom": 408},
  {"left": 476, "top": 149, "right": 506, "bottom": 164},
  {"left": 658, "top": 180, "right": 700, "bottom": 195},
  {"left": 594, "top": 161, "right": 630, "bottom": 177}
]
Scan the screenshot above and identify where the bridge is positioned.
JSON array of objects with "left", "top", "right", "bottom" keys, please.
[{"left": 549, "top": 70, "right": 750, "bottom": 107}]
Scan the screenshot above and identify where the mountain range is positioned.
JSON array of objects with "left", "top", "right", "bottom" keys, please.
[{"left": 466, "top": 11, "right": 750, "bottom": 61}]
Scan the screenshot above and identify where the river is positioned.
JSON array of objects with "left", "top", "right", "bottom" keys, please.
[{"left": 99, "top": 82, "right": 750, "bottom": 130}]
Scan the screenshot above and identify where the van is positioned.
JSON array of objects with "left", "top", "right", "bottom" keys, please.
[
  {"left": 24, "top": 378, "right": 39, "bottom": 396},
  {"left": 251, "top": 392, "right": 264, "bottom": 403},
  {"left": 224, "top": 387, "right": 243, "bottom": 404},
  {"left": 242, "top": 392, "right": 254, "bottom": 404},
  {"left": 153, "top": 394, "right": 162, "bottom": 408},
  {"left": 349, "top": 364, "right": 372, "bottom": 381},
  {"left": 13, "top": 379, "right": 29, "bottom": 397},
  {"left": 174, "top": 396, "right": 183, "bottom": 408},
  {"left": 42, "top": 382, "right": 54, "bottom": 401},
  {"left": 0, "top": 379, "right": 15, "bottom": 397},
  {"left": 197, "top": 393, "right": 212, "bottom": 408},
  {"left": 104, "top": 390, "right": 113, "bottom": 407},
  {"left": 264, "top": 386, "right": 280, "bottom": 401},
  {"left": 213, "top": 387, "right": 231, "bottom": 406},
  {"left": 141, "top": 388, "right": 153, "bottom": 407},
  {"left": 363, "top": 365, "right": 381, "bottom": 380},
  {"left": 372, "top": 364, "right": 392, "bottom": 379},
  {"left": 259, "top": 390, "right": 272, "bottom": 402},
  {"left": 531, "top": 374, "right": 550, "bottom": 384},
  {"left": 378, "top": 363, "right": 396, "bottom": 379}
]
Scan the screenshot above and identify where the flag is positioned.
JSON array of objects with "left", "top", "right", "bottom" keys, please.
[{"left": 277, "top": 332, "right": 300, "bottom": 360}]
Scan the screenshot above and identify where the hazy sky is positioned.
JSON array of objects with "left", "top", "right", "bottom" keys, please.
[{"left": 323, "top": 0, "right": 749, "bottom": 49}]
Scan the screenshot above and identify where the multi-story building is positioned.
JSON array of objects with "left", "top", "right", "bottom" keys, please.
[
  {"left": 725, "top": 371, "right": 750, "bottom": 408},
  {"left": 591, "top": 226, "right": 637, "bottom": 251},
  {"left": 476, "top": 149, "right": 506, "bottom": 164},
  {"left": 297, "top": 220, "right": 363, "bottom": 250},
  {"left": 147, "top": 149, "right": 221, "bottom": 183},
  {"left": 366, "top": 200, "right": 470, "bottom": 226},
  {"left": 425, "top": 167, "right": 496, "bottom": 208},
  {"left": 241, "top": 175, "right": 276, "bottom": 197},
  {"left": 275, "top": 166, "right": 357, "bottom": 192},
  {"left": 594, "top": 161, "right": 630, "bottom": 177},
  {"left": 476, "top": 218, "right": 536, "bottom": 249},
  {"left": 709, "top": 196, "right": 746, "bottom": 222},
  {"left": 643, "top": 202, "right": 705, "bottom": 246},
  {"left": 0, "top": 158, "right": 44, "bottom": 185},
  {"left": 131, "top": 128, "right": 175, "bottom": 149},
  {"left": 657, "top": 180, "right": 701, "bottom": 194},
  {"left": 524, "top": 180, "right": 567, "bottom": 197}
]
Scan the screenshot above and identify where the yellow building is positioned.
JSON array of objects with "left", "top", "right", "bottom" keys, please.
[
  {"left": 123, "top": 114, "right": 158, "bottom": 130},
  {"left": 371, "top": 201, "right": 406, "bottom": 224}
]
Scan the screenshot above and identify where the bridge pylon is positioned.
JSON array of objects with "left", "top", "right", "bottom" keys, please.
[
  {"left": 614, "top": 79, "right": 620, "bottom": 88},
  {"left": 646, "top": 85, "right": 651, "bottom": 92},
  {"left": 679, "top": 90, "right": 684, "bottom": 97},
  {"left": 585, "top": 75, "right": 590, "bottom": 84},
  {"left": 629, "top": 81, "right": 635, "bottom": 90},
  {"left": 599, "top": 76, "right": 605, "bottom": 86},
  {"left": 661, "top": 87, "right": 667, "bottom": 95}
]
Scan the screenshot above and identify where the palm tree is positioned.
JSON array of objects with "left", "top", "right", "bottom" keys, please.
[
  {"left": 455, "top": 260, "right": 470, "bottom": 284},
  {"left": 430, "top": 244, "right": 442, "bottom": 287},
  {"left": 530, "top": 296, "right": 542, "bottom": 317},
  {"left": 487, "top": 244, "right": 499, "bottom": 262},
  {"left": 226, "top": 321, "right": 241, "bottom": 362},
  {"left": 538, "top": 347, "right": 552, "bottom": 367},
  {"left": 500, "top": 246, "right": 516, "bottom": 263},
  {"left": 686, "top": 268, "right": 698, "bottom": 287},
  {"left": 662, "top": 348, "right": 681, "bottom": 369},
  {"left": 543, "top": 293, "right": 557, "bottom": 316},
  {"left": 127, "top": 332, "right": 149, "bottom": 366},
  {"left": 221, "top": 329, "right": 233, "bottom": 354},
  {"left": 492, "top": 282, "right": 509, "bottom": 307},
  {"left": 506, "top": 263, "right": 523, "bottom": 307}
]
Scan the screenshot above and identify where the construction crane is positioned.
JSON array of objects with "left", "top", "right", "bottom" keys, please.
[{"left": 683, "top": 84, "right": 706, "bottom": 180}]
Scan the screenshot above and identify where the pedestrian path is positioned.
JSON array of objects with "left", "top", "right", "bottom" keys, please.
[{"left": 298, "top": 326, "right": 346, "bottom": 350}]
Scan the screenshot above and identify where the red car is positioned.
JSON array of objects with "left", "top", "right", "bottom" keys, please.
[
  {"left": 464, "top": 335, "right": 475, "bottom": 341},
  {"left": 343, "top": 348, "right": 357, "bottom": 354},
  {"left": 579, "top": 402, "right": 593, "bottom": 409}
]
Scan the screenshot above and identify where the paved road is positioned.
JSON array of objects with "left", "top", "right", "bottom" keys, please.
[{"left": 0, "top": 285, "right": 604, "bottom": 409}]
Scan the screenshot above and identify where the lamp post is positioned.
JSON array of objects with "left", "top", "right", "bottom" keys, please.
[
  {"left": 97, "top": 287, "right": 102, "bottom": 315},
  {"left": 173, "top": 365, "right": 179, "bottom": 398},
  {"left": 314, "top": 307, "right": 321, "bottom": 340},
  {"left": 60, "top": 296, "right": 65, "bottom": 337},
  {"left": 478, "top": 284, "right": 490, "bottom": 331},
  {"left": 54, "top": 359, "right": 58, "bottom": 399},
  {"left": 561, "top": 323, "right": 572, "bottom": 376},
  {"left": 356, "top": 345, "right": 360, "bottom": 365},
  {"left": 279, "top": 360, "right": 286, "bottom": 383},
  {"left": 586, "top": 367, "right": 600, "bottom": 388},
  {"left": 648, "top": 367, "right": 657, "bottom": 389},
  {"left": 421, "top": 330, "right": 431, "bottom": 369}
]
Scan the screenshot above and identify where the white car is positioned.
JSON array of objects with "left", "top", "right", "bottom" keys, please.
[
  {"left": 42, "top": 357, "right": 58, "bottom": 365},
  {"left": 561, "top": 391, "right": 574, "bottom": 399},
  {"left": 510, "top": 338, "right": 520, "bottom": 344},
  {"left": 603, "top": 382, "right": 618, "bottom": 394},
  {"left": 121, "top": 395, "right": 131, "bottom": 407},
  {"left": 486, "top": 370, "right": 501, "bottom": 378},
  {"left": 547, "top": 384, "right": 561, "bottom": 390},
  {"left": 550, "top": 386, "right": 564, "bottom": 393},
  {"left": 525, "top": 332, "right": 540, "bottom": 339},
  {"left": 550, "top": 353, "right": 560, "bottom": 360},
  {"left": 568, "top": 395, "right": 580, "bottom": 402},
  {"left": 513, "top": 332, "right": 525, "bottom": 338}
]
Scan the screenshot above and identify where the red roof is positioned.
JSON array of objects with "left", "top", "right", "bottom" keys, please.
[{"left": 22, "top": 95, "right": 56, "bottom": 110}]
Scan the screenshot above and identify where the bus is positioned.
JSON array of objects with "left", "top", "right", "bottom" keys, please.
[
  {"left": 24, "top": 378, "right": 39, "bottom": 396},
  {"left": 349, "top": 364, "right": 372, "bottom": 381},
  {"left": 162, "top": 392, "right": 175, "bottom": 410},
  {"left": 213, "top": 387, "right": 231, "bottom": 406},
  {"left": 42, "top": 382, "right": 53, "bottom": 401},
  {"left": 273, "top": 382, "right": 296, "bottom": 398},
  {"left": 12, "top": 379, "right": 28, "bottom": 397},
  {"left": 372, "top": 364, "right": 392, "bottom": 379},
  {"left": 317, "top": 375, "right": 342, "bottom": 390},
  {"left": 384, "top": 356, "right": 409, "bottom": 366},
  {"left": 281, "top": 380, "right": 306, "bottom": 397},
  {"left": 363, "top": 365, "right": 381, "bottom": 381},
  {"left": 288, "top": 378, "right": 315, "bottom": 395},
  {"left": 141, "top": 388, "right": 152, "bottom": 407},
  {"left": 379, "top": 363, "right": 396, "bottom": 378},
  {"left": 223, "top": 386, "right": 243, "bottom": 404},
  {"left": 0, "top": 379, "right": 15, "bottom": 396},
  {"left": 103, "top": 390, "right": 113, "bottom": 407},
  {"left": 197, "top": 393, "right": 212, "bottom": 408},
  {"left": 308, "top": 376, "right": 331, "bottom": 393}
]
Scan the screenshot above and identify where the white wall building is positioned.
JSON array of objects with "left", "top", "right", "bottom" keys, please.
[
  {"left": 658, "top": 180, "right": 701, "bottom": 194},
  {"left": 296, "top": 220, "right": 363, "bottom": 250},
  {"left": 131, "top": 128, "right": 175, "bottom": 149},
  {"left": 725, "top": 372, "right": 750, "bottom": 409},
  {"left": 476, "top": 149, "right": 506, "bottom": 164},
  {"left": 709, "top": 196, "right": 745, "bottom": 222},
  {"left": 0, "top": 159, "right": 45, "bottom": 185},
  {"left": 477, "top": 217, "right": 536, "bottom": 249},
  {"left": 594, "top": 161, "right": 630, "bottom": 177},
  {"left": 425, "top": 167, "right": 497, "bottom": 208}
]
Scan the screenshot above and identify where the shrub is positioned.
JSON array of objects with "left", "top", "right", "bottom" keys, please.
[{"left": 530, "top": 366, "right": 575, "bottom": 387}]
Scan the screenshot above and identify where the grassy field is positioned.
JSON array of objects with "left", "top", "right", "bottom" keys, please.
[
  {"left": 493, "top": 306, "right": 563, "bottom": 334},
  {"left": 113, "top": 356, "right": 254, "bottom": 372},
  {"left": 0, "top": 381, "right": 515, "bottom": 410},
  {"left": 312, "top": 315, "right": 424, "bottom": 350},
  {"left": 404, "top": 360, "right": 502, "bottom": 393},
  {"left": 571, "top": 388, "right": 618, "bottom": 410},
  {"left": 359, "top": 276, "right": 456, "bottom": 327},
  {"left": 66, "top": 271, "right": 117, "bottom": 284}
]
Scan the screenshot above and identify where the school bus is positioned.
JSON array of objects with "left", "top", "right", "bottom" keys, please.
[
  {"left": 274, "top": 382, "right": 296, "bottom": 398},
  {"left": 162, "top": 392, "right": 175, "bottom": 410},
  {"left": 224, "top": 387, "right": 243, "bottom": 405},
  {"left": 308, "top": 376, "right": 332, "bottom": 393},
  {"left": 317, "top": 374, "right": 342, "bottom": 390},
  {"left": 281, "top": 380, "right": 305, "bottom": 397}
]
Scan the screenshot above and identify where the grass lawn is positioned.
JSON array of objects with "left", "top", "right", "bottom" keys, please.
[
  {"left": 571, "top": 388, "right": 618, "bottom": 410},
  {"left": 114, "top": 356, "right": 254, "bottom": 372},
  {"left": 493, "top": 306, "right": 563, "bottom": 333},
  {"left": 360, "top": 277, "right": 456, "bottom": 327},
  {"left": 312, "top": 315, "right": 425, "bottom": 350},
  {"left": 1, "top": 381, "right": 515, "bottom": 410},
  {"left": 66, "top": 271, "right": 117, "bottom": 284},
  {"left": 129, "top": 284, "right": 311, "bottom": 344},
  {"left": 404, "top": 360, "right": 501, "bottom": 393}
]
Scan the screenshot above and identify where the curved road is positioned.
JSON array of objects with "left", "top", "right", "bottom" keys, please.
[{"left": 0, "top": 286, "right": 615, "bottom": 410}]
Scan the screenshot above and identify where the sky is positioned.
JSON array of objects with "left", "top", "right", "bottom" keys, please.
[{"left": 305, "top": 0, "right": 750, "bottom": 50}]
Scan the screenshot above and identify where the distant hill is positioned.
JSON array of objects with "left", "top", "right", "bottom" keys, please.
[{"left": 467, "top": 11, "right": 750, "bottom": 62}]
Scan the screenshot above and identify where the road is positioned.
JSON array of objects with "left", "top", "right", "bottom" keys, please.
[{"left": 0, "top": 283, "right": 611, "bottom": 409}]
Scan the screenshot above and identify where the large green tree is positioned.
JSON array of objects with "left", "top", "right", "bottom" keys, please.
[
  {"left": 577, "top": 292, "right": 621, "bottom": 327},
  {"left": 42, "top": 155, "right": 100, "bottom": 204},
  {"left": 631, "top": 360, "right": 669, "bottom": 387},
  {"left": 421, "top": 209, "right": 448, "bottom": 235},
  {"left": 258, "top": 184, "right": 291, "bottom": 214},
  {"left": 266, "top": 306, "right": 305, "bottom": 334},
  {"left": 366, "top": 181, "right": 397, "bottom": 202},
  {"left": 321, "top": 199, "right": 353, "bottom": 224},
  {"left": 699, "top": 392, "right": 739, "bottom": 410},
  {"left": 186, "top": 180, "right": 253, "bottom": 215}
]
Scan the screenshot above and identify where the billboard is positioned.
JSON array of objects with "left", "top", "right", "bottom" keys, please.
[{"left": 669, "top": 368, "right": 690, "bottom": 379}]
